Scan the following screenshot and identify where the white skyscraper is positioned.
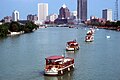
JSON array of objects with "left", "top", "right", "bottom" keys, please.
[
  {"left": 38, "top": 3, "right": 48, "bottom": 21},
  {"left": 102, "top": 9, "right": 112, "bottom": 21},
  {"left": 12, "top": 10, "right": 19, "bottom": 21}
]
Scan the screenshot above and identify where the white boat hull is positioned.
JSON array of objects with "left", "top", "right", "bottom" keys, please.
[
  {"left": 85, "top": 35, "right": 94, "bottom": 42},
  {"left": 66, "top": 47, "right": 79, "bottom": 51},
  {"left": 44, "top": 71, "right": 58, "bottom": 75},
  {"left": 85, "top": 39, "right": 94, "bottom": 42},
  {"left": 44, "top": 64, "right": 74, "bottom": 76}
]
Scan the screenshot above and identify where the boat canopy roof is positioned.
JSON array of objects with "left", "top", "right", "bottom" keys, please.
[
  {"left": 67, "top": 40, "right": 77, "bottom": 44},
  {"left": 67, "top": 40, "right": 78, "bottom": 46},
  {"left": 46, "top": 56, "right": 64, "bottom": 60}
]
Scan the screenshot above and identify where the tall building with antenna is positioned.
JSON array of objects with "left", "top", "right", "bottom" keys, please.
[{"left": 114, "top": 0, "right": 118, "bottom": 21}]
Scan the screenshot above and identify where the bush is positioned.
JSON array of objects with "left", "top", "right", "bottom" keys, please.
[
  {"left": 0, "top": 24, "right": 8, "bottom": 37},
  {"left": 9, "top": 21, "right": 20, "bottom": 32}
]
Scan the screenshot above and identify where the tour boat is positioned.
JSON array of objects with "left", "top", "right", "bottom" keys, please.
[
  {"left": 85, "top": 35, "right": 94, "bottom": 42},
  {"left": 44, "top": 55, "right": 75, "bottom": 76},
  {"left": 66, "top": 40, "right": 79, "bottom": 51}
]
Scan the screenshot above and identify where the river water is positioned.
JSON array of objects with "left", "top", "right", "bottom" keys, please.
[{"left": 0, "top": 27, "right": 120, "bottom": 80}]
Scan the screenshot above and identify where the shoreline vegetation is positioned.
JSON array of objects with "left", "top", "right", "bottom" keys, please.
[
  {"left": 86, "top": 20, "right": 120, "bottom": 31},
  {"left": 0, "top": 20, "right": 120, "bottom": 38},
  {"left": 0, "top": 21, "right": 38, "bottom": 38}
]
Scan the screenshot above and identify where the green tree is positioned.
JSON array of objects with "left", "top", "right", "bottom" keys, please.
[
  {"left": 0, "top": 24, "right": 8, "bottom": 37},
  {"left": 105, "top": 21, "right": 112, "bottom": 27},
  {"left": 20, "top": 25, "right": 25, "bottom": 31},
  {"left": 9, "top": 21, "right": 20, "bottom": 32},
  {"left": 24, "top": 21, "right": 38, "bottom": 33},
  {"left": 116, "top": 21, "right": 120, "bottom": 27}
]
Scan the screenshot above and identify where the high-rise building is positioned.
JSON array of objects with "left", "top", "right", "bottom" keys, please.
[
  {"left": 102, "top": 9, "right": 112, "bottom": 21},
  {"left": 77, "top": 0, "right": 87, "bottom": 21},
  {"left": 12, "top": 10, "right": 19, "bottom": 21},
  {"left": 114, "top": 0, "right": 118, "bottom": 21},
  {"left": 38, "top": 3, "right": 48, "bottom": 21},
  {"left": 27, "top": 14, "right": 38, "bottom": 22},
  {"left": 58, "top": 4, "right": 70, "bottom": 19}
]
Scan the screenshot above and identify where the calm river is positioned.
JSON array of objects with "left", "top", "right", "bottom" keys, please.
[{"left": 0, "top": 27, "right": 120, "bottom": 80}]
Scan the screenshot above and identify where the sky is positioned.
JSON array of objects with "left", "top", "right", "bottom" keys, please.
[{"left": 0, "top": 0, "right": 120, "bottom": 20}]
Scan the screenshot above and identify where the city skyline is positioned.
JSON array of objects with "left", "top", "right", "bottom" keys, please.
[{"left": 0, "top": 0, "right": 120, "bottom": 20}]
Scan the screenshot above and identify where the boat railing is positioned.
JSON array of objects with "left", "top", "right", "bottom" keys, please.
[{"left": 46, "top": 64, "right": 63, "bottom": 69}]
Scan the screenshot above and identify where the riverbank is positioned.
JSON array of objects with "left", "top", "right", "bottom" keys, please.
[
  {"left": 97, "top": 26, "right": 120, "bottom": 31},
  {"left": 7, "top": 31, "right": 25, "bottom": 36},
  {"left": 0, "top": 21, "right": 38, "bottom": 38},
  {"left": 89, "top": 26, "right": 120, "bottom": 31},
  {"left": 85, "top": 20, "right": 120, "bottom": 31},
  {"left": 86, "top": 25, "right": 120, "bottom": 31}
]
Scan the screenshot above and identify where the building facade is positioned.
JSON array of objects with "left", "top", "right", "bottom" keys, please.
[
  {"left": 38, "top": 3, "right": 48, "bottom": 21},
  {"left": 58, "top": 4, "right": 70, "bottom": 19},
  {"left": 12, "top": 10, "right": 19, "bottom": 21},
  {"left": 90, "top": 16, "right": 106, "bottom": 23},
  {"left": 77, "top": 0, "right": 87, "bottom": 21},
  {"left": 46, "top": 14, "right": 58, "bottom": 22},
  {"left": 70, "top": 11, "right": 77, "bottom": 20},
  {"left": 102, "top": 9, "right": 112, "bottom": 21},
  {"left": 4, "top": 16, "right": 12, "bottom": 23},
  {"left": 27, "top": 14, "right": 38, "bottom": 22}
]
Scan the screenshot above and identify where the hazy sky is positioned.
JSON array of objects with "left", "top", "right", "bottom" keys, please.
[{"left": 0, "top": 0, "right": 119, "bottom": 20}]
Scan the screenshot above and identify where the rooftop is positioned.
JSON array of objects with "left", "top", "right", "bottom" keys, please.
[
  {"left": 46, "top": 56, "right": 64, "bottom": 60},
  {"left": 62, "top": 4, "right": 67, "bottom": 8}
]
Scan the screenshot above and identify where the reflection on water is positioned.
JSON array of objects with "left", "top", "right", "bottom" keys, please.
[{"left": 44, "top": 70, "right": 74, "bottom": 80}]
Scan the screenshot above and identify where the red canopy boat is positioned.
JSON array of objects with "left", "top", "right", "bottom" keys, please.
[
  {"left": 66, "top": 40, "right": 79, "bottom": 51},
  {"left": 44, "top": 55, "right": 74, "bottom": 75}
]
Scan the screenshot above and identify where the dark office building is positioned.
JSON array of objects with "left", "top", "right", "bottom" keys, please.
[
  {"left": 58, "top": 4, "right": 70, "bottom": 19},
  {"left": 77, "top": 0, "right": 87, "bottom": 21},
  {"left": 27, "top": 14, "right": 38, "bottom": 22}
]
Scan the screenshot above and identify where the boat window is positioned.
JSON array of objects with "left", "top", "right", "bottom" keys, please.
[
  {"left": 70, "top": 61, "right": 72, "bottom": 64},
  {"left": 59, "top": 61, "right": 63, "bottom": 64},
  {"left": 47, "top": 60, "right": 52, "bottom": 64}
]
